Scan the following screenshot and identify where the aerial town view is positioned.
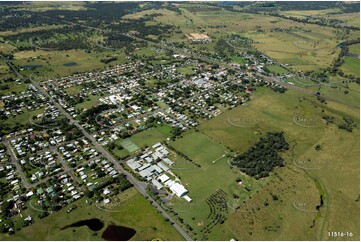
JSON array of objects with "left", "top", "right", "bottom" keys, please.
[{"left": 0, "top": 1, "right": 359, "bottom": 241}]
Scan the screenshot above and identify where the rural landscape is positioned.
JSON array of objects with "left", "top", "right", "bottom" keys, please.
[{"left": 0, "top": 1, "right": 359, "bottom": 241}]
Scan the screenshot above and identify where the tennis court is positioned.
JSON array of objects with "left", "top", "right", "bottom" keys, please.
[{"left": 121, "top": 139, "right": 140, "bottom": 153}]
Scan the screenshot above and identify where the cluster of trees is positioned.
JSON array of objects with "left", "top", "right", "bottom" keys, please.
[
  {"left": 214, "top": 38, "right": 235, "bottom": 57},
  {"left": 41, "top": 2, "right": 141, "bottom": 27},
  {"left": 108, "top": 17, "right": 174, "bottom": 40},
  {"left": 232, "top": 132, "right": 289, "bottom": 179},
  {"left": 329, "top": 39, "right": 360, "bottom": 78},
  {"left": 92, "top": 174, "right": 133, "bottom": 198},
  {"left": 3, "top": 26, "right": 90, "bottom": 51},
  {"left": 100, "top": 57, "right": 118, "bottom": 64},
  {"left": 338, "top": 116, "right": 355, "bottom": 132},
  {"left": 268, "top": 13, "right": 359, "bottom": 31},
  {"left": 269, "top": 85, "right": 287, "bottom": 93},
  {"left": 322, "top": 115, "right": 334, "bottom": 125},
  {"left": 79, "top": 103, "right": 116, "bottom": 127},
  {"left": 201, "top": 189, "right": 228, "bottom": 238},
  {"left": 0, "top": 9, "right": 58, "bottom": 31}
]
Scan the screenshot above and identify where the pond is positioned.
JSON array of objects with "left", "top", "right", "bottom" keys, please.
[
  {"left": 23, "top": 64, "right": 43, "bottom": 69},
  {"left": 62, "top": 218, "right": 104, "bottom": 231},
  {"left": 63, "top": 62, "right": 77, "bottom": 67},
  {"left": 101, "top": 225, "right": 136, "bottom": 241}
]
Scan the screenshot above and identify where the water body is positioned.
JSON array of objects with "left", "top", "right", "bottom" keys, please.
[
  {"left": 23, "top": 64, "right": 42, "bottom": 69},
  {"left": 316, "top": 195, "right": 324, "bottom": 211},
  {"left": 62, "top": 218, "right": 104, "bottom": 231},
  {"left": 63, "top": 62, "right": 77, "bottom": 67},
  {"left": 101, "top": 225, "right": 136, "bottom": 241}
]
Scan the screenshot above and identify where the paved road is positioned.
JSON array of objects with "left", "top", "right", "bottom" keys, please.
[
  {"left": 4, "top": 142, "right": 31, "bottom": 189},
  {"left": 2, "top": 56, "right": 192, "bottom": 241}
]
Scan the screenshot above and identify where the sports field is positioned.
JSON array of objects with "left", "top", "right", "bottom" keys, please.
[
  {"left": 166, "top": 131, "right": 269, "bottom": 240},
  {"left": 266, "top": 65, "right": 289, "bottom": 75},
  {"left": 121, "top": 139, "right": 140, "bottom": 153}
]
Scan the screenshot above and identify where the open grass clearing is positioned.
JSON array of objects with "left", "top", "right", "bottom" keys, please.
[{"left": 1, "top": 188, "right": 183, "bottom": 241}]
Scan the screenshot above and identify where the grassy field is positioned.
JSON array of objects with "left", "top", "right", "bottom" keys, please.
[
  {"left": 349, "top": 44, "right": 360, "bottom": 55},
  {"left": 340, "top": 56, "right": 360, "bottom": 77},
  {"left": 266, "top": 65, "right": 289, "bottom": 75},
  {"left": 197, "top": 87, "right": 359, "bottom": 240},
  {"left": 177, "top": 66, "right": 196, "bottom": 75},
  {"left": 64, "top": 85, "right": 83, "bottom": 95},
  {"left": 13, "top": 49, "right": 127, "bottom": 80},
  {"left": 231, "top": 56, "right": 246, "bottom": 65},
  {"left": 130, "top": 125, "right": 172, "bottom": 148},
  {"left": 286, "top": 75, "right": 360, "bottom": 108},
  {"left": 283, "top": 10, "right": 360, "bottom": 28},
  {"left": 0, "top": 82, "right": 28, "bottom": 95},
  {"left": 1, "top": 188, "right": 183, "bottom": 241},
  {"left": 4, "top": 108, "right": 45, "bottom": 128},
  {"left": 166, "top": 131, "right": 267, "bottom": 240},
  {"left": 75, "top": 94, "right": 102, "bottom": 111}
]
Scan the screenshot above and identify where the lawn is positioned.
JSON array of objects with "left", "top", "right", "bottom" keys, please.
[
  {"left": 266, "top": 65, "right": 289, "bottom": 75},
  {"left": 177, "top": 66, "right": 196, "bottom": 75},
  {"left": 170, "top": 131, "right": 227, "bottom": 166},
  {"left": 130, "top": 125, "right": 172, "bottom": 148},
  {"left": 75, "top": 94, "right": 101, "bottom": 111},
  {"left": 64, "top": 85, "right": 83, "bottom": 95},
  {"left": 5, "top": 108, "right": 45, "bottom": 128},
  {"left": 231, "top": 56, "right": 246, "bottom": 65},
  {"left": 1, "top": 188, "right": 184, "bottom": 241}
]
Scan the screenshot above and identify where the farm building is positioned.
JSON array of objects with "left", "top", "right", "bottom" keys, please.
[{"left": 186, "top": 33, "right": 211, "bottom": 43}]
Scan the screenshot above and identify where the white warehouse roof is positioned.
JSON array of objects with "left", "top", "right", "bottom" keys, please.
[{"left": 170, "top": 183, "right": 188, "bottom": 197}]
